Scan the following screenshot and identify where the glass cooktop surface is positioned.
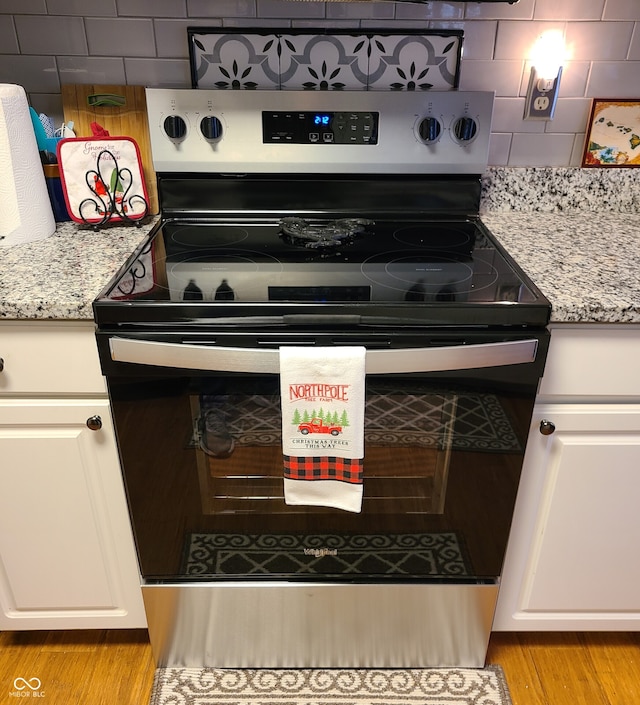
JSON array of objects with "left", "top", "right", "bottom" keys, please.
[{"left": 98, "top": 217, "right": 541, "bottom": 306}]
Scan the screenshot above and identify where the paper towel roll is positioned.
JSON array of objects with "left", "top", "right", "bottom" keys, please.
[{"left": 0, "top": 84, "right": 55, "bottom": 248}]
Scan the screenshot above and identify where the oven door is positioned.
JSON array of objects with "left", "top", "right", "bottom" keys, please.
[{"left": 98, "top": 329, "right": 548, "bottom": 585}]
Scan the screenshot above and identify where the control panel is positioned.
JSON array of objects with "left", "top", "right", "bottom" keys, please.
[
  {"left": 145, "top": 88, "right": 494, "bottom": 175},
  {"left": 263, "top": 111, "right": 378, "bottom": 145}
]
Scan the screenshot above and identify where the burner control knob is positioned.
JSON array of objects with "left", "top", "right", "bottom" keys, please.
[
  {"left": 417, "top": 116, "right": 442, "bottom": 144},
  {"left": 453, "top": 116, "right": 478, "bottom": 142},
  {"left": 163, "top": 114, "right": 187, "bottom": 141},
  {"left": 200, "top": 115, "right": 223, "bottom": 141}
]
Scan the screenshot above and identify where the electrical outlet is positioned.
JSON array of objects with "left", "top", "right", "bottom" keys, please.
[
  {"left": 523, "top": 67, "right": 562, "bottom": 121},
  {"left": 534, "top": 96, "right": 550, "bottom": 111}
]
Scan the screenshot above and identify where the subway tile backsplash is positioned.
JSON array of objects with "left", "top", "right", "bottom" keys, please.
[{"left": 1, "top": 0, "right": 639, "bottom": 166}]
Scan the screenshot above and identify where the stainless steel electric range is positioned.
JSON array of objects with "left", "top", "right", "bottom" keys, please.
[{"left": 94, "top": 88, "right": 550, "bottom": 669}]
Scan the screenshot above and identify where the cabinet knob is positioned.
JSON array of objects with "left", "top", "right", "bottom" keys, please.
[
  {"left": 539, "top": 419, "right": 556, "bottom": 435},
  {"left": 86, "top": 415, "right": 103, "bottom": 431},
  {"left": 0, "top": 357, "right": 4, "bottom": 372}
]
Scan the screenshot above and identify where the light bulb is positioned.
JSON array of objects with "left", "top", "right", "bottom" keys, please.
[{"left": 531, "top": 30, "right": 565, "bottom": 81}]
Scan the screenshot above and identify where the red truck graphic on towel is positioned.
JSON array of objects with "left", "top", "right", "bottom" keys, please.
[{"left": 298, "top": 418, "right": 343, "bottom": 436}]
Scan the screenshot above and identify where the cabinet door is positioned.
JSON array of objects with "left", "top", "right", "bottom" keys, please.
[
  {"left": 0, "top": 399, "right": 146, "bottom": 629},
  {"left": 0, "top": 321, "right": 107, "bottom": 395},
  {"left": 494, "top": 403, "right": 640, "bottom": 630}
]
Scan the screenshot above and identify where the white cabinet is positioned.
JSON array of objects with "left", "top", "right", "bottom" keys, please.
[
  {"left": 494, "top": 325, "right": 640, "bottom": 630},
  {"left": 0, "top": 322, "right": 146, "bottom": 630}
]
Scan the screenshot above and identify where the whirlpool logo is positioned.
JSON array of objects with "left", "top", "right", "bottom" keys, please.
[
  {"left": 10, "top": 677, "right": 44, "bottom": 698},
  {"left": 304, "top": 547, "right": 338, "bottom": 557}
]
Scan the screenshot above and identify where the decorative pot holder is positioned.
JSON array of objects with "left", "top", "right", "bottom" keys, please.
[{"left": 57, "top": 136, "right": 149, "bottom": 226}]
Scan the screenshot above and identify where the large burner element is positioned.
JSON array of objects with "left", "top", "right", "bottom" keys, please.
[{"left": 280, "top": 217, "right": 373, "bottom": 248}]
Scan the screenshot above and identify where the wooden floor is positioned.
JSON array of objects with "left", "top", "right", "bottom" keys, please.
[
  {"left": 487, "top": 632, "right": 640, "bottom": 704},
  {"left": 0, "top": 630, "right": 639, "bottom": 704}
]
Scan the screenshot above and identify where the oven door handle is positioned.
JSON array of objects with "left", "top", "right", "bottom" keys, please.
[{"left": 109, "top": 337, "right": 539, "bottom": 374}]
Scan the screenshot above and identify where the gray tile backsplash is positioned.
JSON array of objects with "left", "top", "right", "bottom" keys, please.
[
  {"left": 47, "top": 0, "right": 117, "bottom": 17},
  {"left": 1, "top": 0, "right": 639, "bottom": 166},
  {"left": 116, "top": 0, "right": 186, "bottom": 19},
  {"left": 0, "top": 15, "right": 19, "bottom": 54},
  {"left": 57, "top": 56, "right": 126, "bottom": 86},
  {"left": 84, "top": 18, "right": 156, "bottom": 57},
  {"left": 0, "top": 0, "right": 46, "bottom": 13},
  {"left": 535, "top": 0, "right": 605, "bottom": 20},
  {"left": 14, "top": 15, "right": 88, "bottom": 55}
]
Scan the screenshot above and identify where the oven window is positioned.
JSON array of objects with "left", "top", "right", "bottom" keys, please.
[
  {"left": 194, "top": 379, "right": 456, "bottom": 517},
  {"left": 109, "top": 372, "right": 532, "bottom": 583}
]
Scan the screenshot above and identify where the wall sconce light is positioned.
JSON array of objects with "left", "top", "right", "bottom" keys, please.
[{"left": 524, "top": 31, "right": 565, "bottom": 121}]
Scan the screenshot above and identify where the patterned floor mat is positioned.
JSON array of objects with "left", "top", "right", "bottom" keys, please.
[
  {"left": 182, "top": 531, "right": 471, "bottom": 577},
  {"left": 149, "top": 665, "right": 513, "bottom": 705}
]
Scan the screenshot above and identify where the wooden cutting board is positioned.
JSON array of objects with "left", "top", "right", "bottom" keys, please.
[{"left": 61, "top": 84, "right": 158, "bottom": 214}]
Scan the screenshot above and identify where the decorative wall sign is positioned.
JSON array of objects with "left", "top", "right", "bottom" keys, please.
[
  {"left": 188, "top": 28, "right": 462, "bottom": 91},
  {"left": 582, "top": 99, "right": 640, "bottom": 167}
]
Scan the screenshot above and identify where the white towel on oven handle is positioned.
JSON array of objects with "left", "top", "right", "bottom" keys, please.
[
  {"left": 279, "top": 346, "right": 366, "bottom": 513},
  {"left": 279, "top": 346, "right": 365, "bottom": 459}
]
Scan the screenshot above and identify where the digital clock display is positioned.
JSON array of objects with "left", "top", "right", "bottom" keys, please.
[{"left": 314, "top": 114, "right": 331, "bottom": 126}]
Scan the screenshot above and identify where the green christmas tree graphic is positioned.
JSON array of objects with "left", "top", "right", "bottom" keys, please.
[{"left": 291, "top": 408, "right": 350, "bottom": 425}]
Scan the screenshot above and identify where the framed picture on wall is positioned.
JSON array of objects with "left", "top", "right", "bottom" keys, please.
[{"left": 582, "top": 99, "right": 640, "bottom": 167}]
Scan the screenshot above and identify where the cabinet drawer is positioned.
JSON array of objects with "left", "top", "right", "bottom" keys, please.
[
  {"left": 539, "top": 326, "right": 640, "bottom": 399},
  {"left": 0, "top": 322, "right": 106, "bottom": 396}
]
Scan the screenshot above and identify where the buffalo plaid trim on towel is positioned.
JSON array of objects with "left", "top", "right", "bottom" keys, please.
[{"left": 284, "top": 456, "right": 363, "bottom": 484}]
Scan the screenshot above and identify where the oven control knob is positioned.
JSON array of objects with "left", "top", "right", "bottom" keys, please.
[
  {"left": 163, "top": 114, "right": 187, "bottom": 140},
  {"left": 200, "top": 115, "right": 223, "bottom": 141},
  {"left": 539, "top": 419, "right": 556, "bottom": 436},
  {"left": 86, "top": 415, "right": 103, "bottom": 431},
  {"left": 417, "top": 116, "right": 442, "bottom": 144},
  {"left": 453, "top": 116, "right": 478, "bottom": 142}
]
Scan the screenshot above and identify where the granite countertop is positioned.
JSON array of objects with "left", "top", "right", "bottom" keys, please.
[
  {"left": 1, "top": 211, "right": 639, "bottom": 324},
  {"left": 481, "top": 212, "right": 640, "bottom": 324},
  {"left": 0, "top": 219, "right": 154, "bottom": 321}
]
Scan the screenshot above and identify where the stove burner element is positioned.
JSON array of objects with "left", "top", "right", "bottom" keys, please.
[{"left": 280, "top": 217, "right": 373, "bottom": 249}]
